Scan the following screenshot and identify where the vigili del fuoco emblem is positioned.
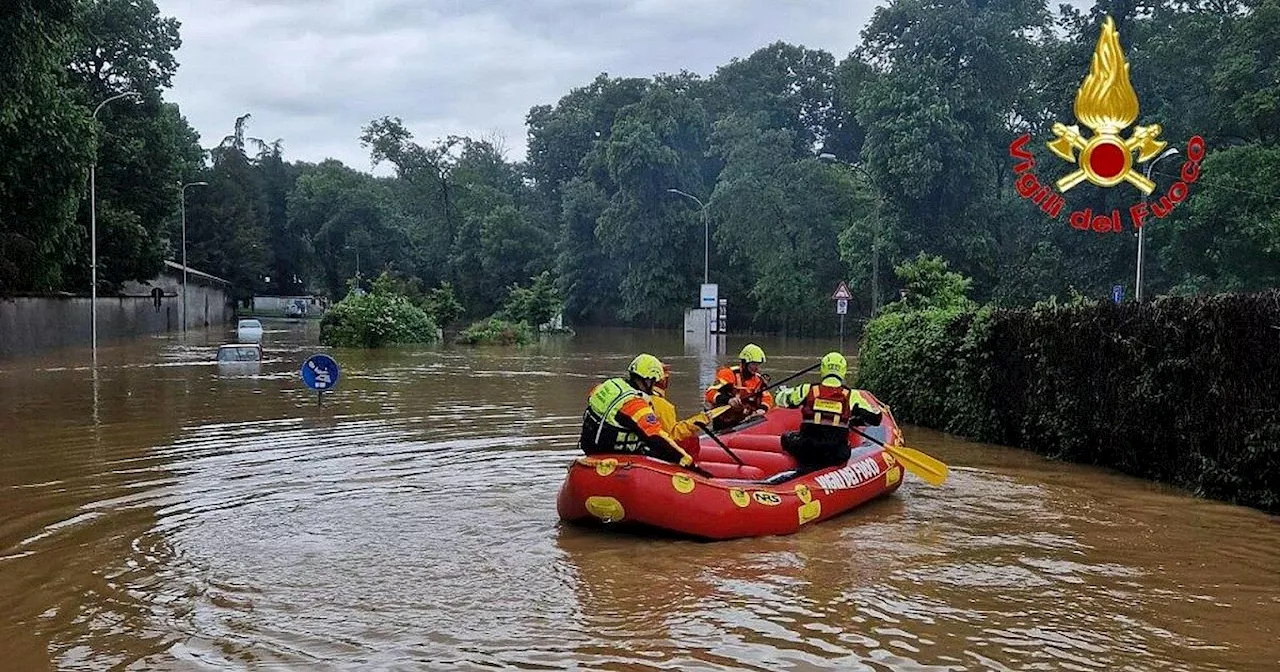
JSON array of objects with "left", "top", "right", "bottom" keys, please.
[
  {"left": 1046, "top": 16, "right": 1166, "bottom": 194},
  {"left": 1008, "top": 15, "right": 1206, "bottom": 234}
]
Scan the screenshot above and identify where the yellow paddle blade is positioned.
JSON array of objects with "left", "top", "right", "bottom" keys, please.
[{"left": 886, "top": 443, "right": 949, "bottom": 487}]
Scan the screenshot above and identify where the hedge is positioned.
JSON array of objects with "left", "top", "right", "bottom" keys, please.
[{"left": 855, "top": 289, "right": 1280, "bottom": 513}]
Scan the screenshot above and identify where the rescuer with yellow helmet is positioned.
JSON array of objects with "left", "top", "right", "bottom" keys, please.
[
  {"left": 650, "top": 361, "right": 711, "bottom": 459},
  {"left": 774, "top": 352, "right": 883, "bottom": 473},
  {"left": 704, "top": 342, "right": 773, "bottom": 430},
  {"left": 578, "top": 354, "right": 697, "bottom": 467}
]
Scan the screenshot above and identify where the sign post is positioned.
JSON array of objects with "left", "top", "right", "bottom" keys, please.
[
  {"left": 832, "top": 281, "right": 853, "bottom": 352},
  {"left": 301, "top": 353, "right": 341, "bottom": 406}
]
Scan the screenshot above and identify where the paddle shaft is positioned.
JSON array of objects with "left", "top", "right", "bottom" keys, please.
[
  {"left": 694, "top": 421, "right": 747, "bottom": 467},
  {"left": 745, "top": 361, "right": 821, "bottom": 404},
  {"left": 709, "top": 361, "right": 822, "bottom": 419}
]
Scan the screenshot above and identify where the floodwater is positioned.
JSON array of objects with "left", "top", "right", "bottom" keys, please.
[{"left": 1, "top": 321, "right": 1276, "bottom": 671}]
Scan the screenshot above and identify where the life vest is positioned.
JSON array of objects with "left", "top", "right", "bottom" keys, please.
[
  {"left": 726, "top": 365, "right": 765, "bottom": 395},
  {"left": 800, "top": 381, "right": 852, "bottom": 427},
  {"left": 579, "top": 377, "right": 645, "bottom": 453}
]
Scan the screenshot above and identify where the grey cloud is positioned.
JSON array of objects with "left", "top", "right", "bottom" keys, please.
[{"left": 158, "top": 0, "right": 883, "bottom": 172}]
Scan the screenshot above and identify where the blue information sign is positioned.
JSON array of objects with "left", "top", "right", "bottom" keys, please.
[
  {"left": 1112, "top": 284, "right": 1124, "bottom": 304},
  {"left": 301, "top": 354, "right": 340, "bottom": 390}
]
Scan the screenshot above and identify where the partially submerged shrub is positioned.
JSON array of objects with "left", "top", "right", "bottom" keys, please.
[
  {"left": 320, "top": 272, "right": 439, "bottom": 348},
  {"left": 454, "top": 318, "right": 535, "bottom": 346}
]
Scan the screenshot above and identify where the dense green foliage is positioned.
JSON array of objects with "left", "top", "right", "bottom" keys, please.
[
  {"left": 0, "top": 0, "right": 95, "bottom": 292},
  {"left": 857, "top": 262, "right": 1280, "bottom": 513},
  {"left": 2, "top": 0, "right": 1277, "bottom": 336},
  {"left": 495, "top": 271, "right": 562, "bottom": 328},
  {"left": 318, "top": 273, "right": 439, "bottom": 348},
  {"left": 454, "top": 318, "right": 536, "bottom": 346}
]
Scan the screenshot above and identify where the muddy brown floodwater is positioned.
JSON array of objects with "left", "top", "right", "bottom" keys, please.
[{"left": 1, "top": 320, "right": 1277, "bottom": 671}]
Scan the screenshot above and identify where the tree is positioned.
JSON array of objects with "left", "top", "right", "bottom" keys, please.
[
  {"left": 587, "top": 85, "right": 712, "bottom": 325},
  {"left": 525, "top": 73, "right": 650, "bottom": 200},
  {"left": 880, "top": 252, "right": 975, "bottom": 314},
  {"left": 556, "top": 177, "right": 615, "bottom": 324},
  {"left": 709, "top": 114, "right": 854, "bottom": 334},
  {"left": 0, "top": 0, "right": 95, "bottom": 292},
  {"left": 56, "top": 0, "right": 203, "bottom": 292},
  {"left": 1155, "top": 144, "right": 1280, "bottom": 294},
  {"left": 286, "top": 159, "right": 401, "bottom": 298},
  {"left": 709, "top": 42, "right": 841, "bottom": 156},
  {"left": 181, "top": 114, "right": 270, "bottom": 304}
]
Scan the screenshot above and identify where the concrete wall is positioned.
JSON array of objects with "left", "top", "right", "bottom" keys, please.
[{"left": 0, "top": 268, "right": 233, "bottom": 360}]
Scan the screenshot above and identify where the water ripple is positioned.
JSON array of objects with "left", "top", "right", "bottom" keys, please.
[{"left": 1, "top": 324, "right": 1277, "bottom": 670}]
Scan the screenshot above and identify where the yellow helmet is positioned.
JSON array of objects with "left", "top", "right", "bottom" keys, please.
[
  {"left": 738, "top": 343, "right": 766, "bottom": 364},
  {"left": 820, "top": 352, "right": 847, "bottom": 381},
  {"left": 628, "top": 353, "right": 664, "bottom": 382}
]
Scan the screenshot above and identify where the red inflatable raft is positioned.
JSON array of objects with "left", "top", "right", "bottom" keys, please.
[{"left": 556, "top": 393, "right": 906, "bottom": 540}]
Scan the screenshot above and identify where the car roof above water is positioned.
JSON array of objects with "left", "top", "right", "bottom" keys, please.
[{"left": 217, "top": 343, "right": 262, "bottom": 361}]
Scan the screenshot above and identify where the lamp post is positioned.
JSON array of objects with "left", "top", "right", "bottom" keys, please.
[
  {"left": 667, "top": 188, "right": 709, "bottom": 285},
  {"left": 180, "top": 181, "right": 208, "bottom": 335},
  {"left": 820, "top": 153, "right": 882, "bottom": 316},
  {"left": 89, "top": 90, "right": 139, "bottom": 360},
  {"left": 1136, "top": 147, "right": 1179, "bottom": 302}
]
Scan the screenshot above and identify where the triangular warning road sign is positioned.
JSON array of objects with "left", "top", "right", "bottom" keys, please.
[{"left": 831, "top": 281, "right": 853, "bottom": 301}]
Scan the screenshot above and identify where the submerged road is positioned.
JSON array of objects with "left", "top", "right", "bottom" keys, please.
[{"left": 1, "top": 321, "right": 1276, "bottom": 670}]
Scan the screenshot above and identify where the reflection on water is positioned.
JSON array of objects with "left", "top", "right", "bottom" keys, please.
[{"left": 1, "top": 321, "right": 1277, "bottom": 670}]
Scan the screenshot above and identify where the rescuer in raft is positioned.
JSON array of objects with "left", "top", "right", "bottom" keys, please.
[
  {"left": 651, "top": 361, "right": 711, "bottom": 459},
  {"left": 704, "top": 343, "right": 773, "bottom": 430},
  {"left": 578, "top": 354, "right": 698, "bottom": 467},
  {"left": 773, "top": 352, "right": 883, "bottom": 473}
]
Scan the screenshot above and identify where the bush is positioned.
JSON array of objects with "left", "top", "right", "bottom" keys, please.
[
  {"left": 496, "top": 271, "right": 562, "bottom": 328},
  {"left": 320, "top": 272, "right": 440, "bottom": 348},
  {"left": 422, "top": 281, "right": 466, "bottom": 326},
  {"left": 454, "top": 318, "right": 536, "bottom": 346},
  {"left": 854, "top": 288, "right": 1280, "bottom": 514}
]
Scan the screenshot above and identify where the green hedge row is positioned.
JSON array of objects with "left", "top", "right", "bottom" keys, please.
[{"left": 855, "top": 290, "right": 1280, "bottom": 513}]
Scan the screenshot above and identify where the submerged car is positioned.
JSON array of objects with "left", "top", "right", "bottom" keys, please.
[
  {"left": 236, "top": 318, "right": 263, "bottom": 343},
  {"left": 217, "top": 343, "right": 263, "bottom": 363}
]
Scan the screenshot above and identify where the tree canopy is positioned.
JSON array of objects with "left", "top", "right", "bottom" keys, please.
[{"left": 2, "top": 0, "right": 1276, "bottom": 334}]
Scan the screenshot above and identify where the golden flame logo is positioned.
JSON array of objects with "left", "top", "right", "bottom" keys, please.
[{"left": 1047, "top": 16, "right": 1167, "bottom": 194}]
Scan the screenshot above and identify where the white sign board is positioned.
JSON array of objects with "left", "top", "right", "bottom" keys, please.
[
  {"left": 700, "top": 283, "right": 719, "bottom": 309},
  {"left": 836, "top": 298, "right": 848, "bottom": 315}
]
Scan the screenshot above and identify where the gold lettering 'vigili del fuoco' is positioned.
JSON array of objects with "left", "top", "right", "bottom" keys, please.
[{"left": 1008, "top": 16, "right": 1206, "bottom": 234}]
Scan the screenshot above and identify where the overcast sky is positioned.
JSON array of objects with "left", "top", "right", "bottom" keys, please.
[{"left": 157, "top": 0, "right": 889, "bottom": 173}]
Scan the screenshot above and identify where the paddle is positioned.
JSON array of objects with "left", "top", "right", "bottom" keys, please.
[
  {"left": 692, "top": 419, "right": 747, "bottom": 467},
  {"left": 850, "top": 427, "right": 949, "bottom": 486},
  {"left": 707, "top": 361, "right": 822, "bottom": 420}
]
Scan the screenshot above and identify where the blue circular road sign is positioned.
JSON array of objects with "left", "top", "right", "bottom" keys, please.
[{"left": 301, "top": 354, "right": 341, "bottom": 390}]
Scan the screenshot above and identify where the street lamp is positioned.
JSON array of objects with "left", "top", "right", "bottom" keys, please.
[
  {"left": 667, "top": 188, "right": 709, "bottom": 285},
  {"left": 1136, "top": 147, "right": 1179, "bottom": 302},
  {"left": 89, "top": 90, "right": 140, "bottom": 359},
  {"left": 344, "top": 244, "right": 361, "bottom": 280},
  {"left": 180, "top": 180, "right": 208, "bottom": 335},
  {"left": 820, "top": 153, "right": 883, "bottom": 316}
]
